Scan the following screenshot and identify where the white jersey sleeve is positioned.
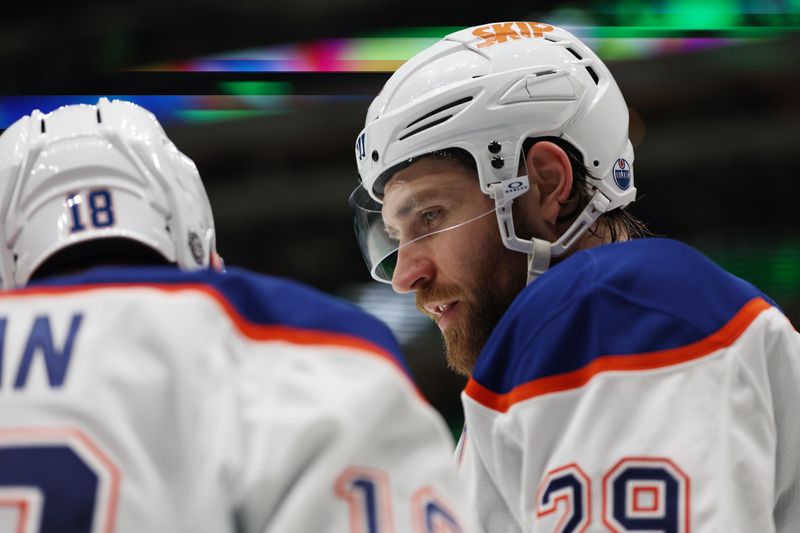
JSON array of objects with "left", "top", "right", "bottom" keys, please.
[
  {"left": 460, "top": 238, "right": 800, "bottom": 532},
  {"left": 0, "top": 266, "right": 475, "bottom": 533}
]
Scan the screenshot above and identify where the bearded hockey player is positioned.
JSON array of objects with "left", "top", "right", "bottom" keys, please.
[{"left": 350, "top": 21, "right": 800, "bottom": 532}]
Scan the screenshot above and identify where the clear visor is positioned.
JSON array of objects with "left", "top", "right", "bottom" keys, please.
[{"left": 349, "top": 182, "right": 496, "bottom": 283}]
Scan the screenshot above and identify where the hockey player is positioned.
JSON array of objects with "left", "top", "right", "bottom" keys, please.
[
  {"left": 350, "top": 22, "right": 800, "bottom": 532},
  {"left": 0, "top": 99, "right": 474, "bottom": 532}
]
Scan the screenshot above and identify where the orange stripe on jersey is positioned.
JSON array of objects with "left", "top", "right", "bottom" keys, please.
[
  {"left": 465, "top": 297, "right": 772, "bottom": 413},
  {"left": 1, "top": 282, "right": 417, "bottom": 395}
]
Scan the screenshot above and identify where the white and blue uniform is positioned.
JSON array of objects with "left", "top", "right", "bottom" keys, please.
[
  {"left": 458, "top": 238, "right": 800, "bottom": 532},
  {"left": 0, "top": 266, "right": 473, "bottom": 533}
]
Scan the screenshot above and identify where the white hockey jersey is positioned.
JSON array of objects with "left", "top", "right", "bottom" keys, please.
[
  {"left": 0, "top": 266, "right": 473, "bottom": 533},
  {"left": 457, "top": 238, "right": 800, "bottom": 532}
]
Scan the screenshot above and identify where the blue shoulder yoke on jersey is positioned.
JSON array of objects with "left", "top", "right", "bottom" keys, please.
[
  {"left": 25, "top": 265, "right": 411, "bottom": 375},
  {"left": 472, "top": 238, "right": 776, "bottom": 397}
]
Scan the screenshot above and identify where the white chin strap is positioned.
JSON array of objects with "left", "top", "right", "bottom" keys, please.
[{"left": 489, "top": 175, "right": 611, "bottom": 285}]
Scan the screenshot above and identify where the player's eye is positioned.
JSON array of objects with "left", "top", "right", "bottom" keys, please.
[{"left": 422, "top": 209, "right": 441, "bottom": 223}]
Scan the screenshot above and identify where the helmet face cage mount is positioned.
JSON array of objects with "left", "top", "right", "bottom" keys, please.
[
  {"left": 352, "top": 22, "right": 637, "bottom": 284},
  {"left": 0, "top": 98, "right": 217, "bottom": 288}
]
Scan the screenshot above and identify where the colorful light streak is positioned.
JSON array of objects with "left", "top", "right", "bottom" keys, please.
[{"left": 1, "top": 5, "right": 797, "bottom": 128}]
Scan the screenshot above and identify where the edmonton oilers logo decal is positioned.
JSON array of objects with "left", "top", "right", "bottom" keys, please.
[{"left": 613, "top": 158, "right": 631, "bottom": 190}]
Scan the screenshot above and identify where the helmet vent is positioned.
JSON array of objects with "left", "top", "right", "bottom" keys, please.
[
  {"left": 398, "top": 115, "right": 453, "bottom": 141},
  {"left": 564, "top": 47, "right": 600, "bottom": 86},
  {"left": 399, "top": 96, "right": 473, "bottom": 141},
  {"left": 405, "top": 96, "right": 473, "bottom": 129},
  {"left": 96, "top": 109, "right": 103, "bottom": 123},
  {"left": 40, "top": 119, "right": 46, "bottom": 133},
  {"left": 585, "top": 66, "right": 599, "bottom": 85}
]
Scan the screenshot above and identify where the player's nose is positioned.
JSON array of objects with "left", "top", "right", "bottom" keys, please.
[{"left": 391, "top": 243, "right": 434, "bottom": 294}]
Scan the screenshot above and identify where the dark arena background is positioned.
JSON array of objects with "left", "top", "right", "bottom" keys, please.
[{"left": 3, "top": 0, "right": 798, "bottom": 434}]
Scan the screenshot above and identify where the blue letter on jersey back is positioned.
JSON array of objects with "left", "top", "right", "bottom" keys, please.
[{"left": 14, "top": 314, "right": 83, "bottom": 389}]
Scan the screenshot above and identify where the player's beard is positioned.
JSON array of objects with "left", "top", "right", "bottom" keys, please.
[{"left": 416, "top": 235, "right": 527, "bottom": 376}]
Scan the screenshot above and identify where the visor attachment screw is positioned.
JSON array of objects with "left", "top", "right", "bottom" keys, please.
[
  {"left": 491, "top": 156, "right": 504, "bottom": 169},
  {"left": 488, "top": 141, "right": 501, "bottom": 153},
  {"left": 371, "top": 150, "right": 379, "bottom": 162}
]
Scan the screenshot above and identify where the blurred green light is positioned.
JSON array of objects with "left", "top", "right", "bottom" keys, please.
[
  {"left": 708, "top": 243, "right": 800, "bottom": 298},
  {"left": 176, "top": 109, "right": 279, "bottom": 123},
  {"left": 593, "top": 25, "right": 798, "bottom": 38},
  {"left": 218, "top": 81, "right": 292, "bottom": 96},
  {"left": 662, "top": 0, "right": 742, "bottom": 28}
]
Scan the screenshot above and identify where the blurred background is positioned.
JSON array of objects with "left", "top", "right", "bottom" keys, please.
[{"left": 2, "top": 0, "right": 798, "bottom": 436}]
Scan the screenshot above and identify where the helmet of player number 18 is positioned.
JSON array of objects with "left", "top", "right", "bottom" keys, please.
[
  {"left": 0, "top": 98, "right": 217, "bottom": 289},
  {"left": 350, "top": 22, "right": 637, "bottom": 285}
]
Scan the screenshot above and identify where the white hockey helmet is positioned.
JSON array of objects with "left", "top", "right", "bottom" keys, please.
[
  {"left": 0, "top": 98, "right": 217, "bottom": 289},
  {"left": 351, "top": 22, "right": 636, "bottom": 284}
]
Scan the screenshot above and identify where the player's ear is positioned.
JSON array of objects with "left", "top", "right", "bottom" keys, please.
[
  {"left": 524, "top": 141, "right": 573, "bottom": 225},
  {"left": 210, "top": 252, "right": 225, "bottom": 272}
]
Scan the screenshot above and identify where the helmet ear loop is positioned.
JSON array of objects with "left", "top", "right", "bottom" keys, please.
[
  {"left": 549, "top": 191, "right": 611, "bottom": 258},
  {"left": 525, "top": 193, "right": 611, "bottom": 285},
  {"left": 490, "top": 156, "right": 614, "bottom": 285},
  {"left": 488, "top": 163, "right": 556, "bottom": 285}
]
